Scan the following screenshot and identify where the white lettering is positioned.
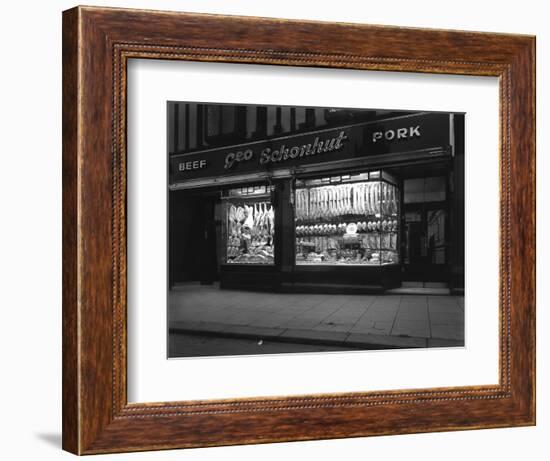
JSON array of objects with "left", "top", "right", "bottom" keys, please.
[
  {"left": 410, "top": 125, "right": 421, "bottom": 137},
  {"left": 224, "top": 152, "right": 235, "bottom": 169},
  {"left": 179, "top": 159, "right": 208, "bottom": 171},
  {"left": 195, "top": 130, "right": 349, "bottom": 171},
  {"left": 372, "top": 125, "right": 422, "bottom": 143},
  {"left": 397, "top": 128, "right": 408, "bottom": 139}
]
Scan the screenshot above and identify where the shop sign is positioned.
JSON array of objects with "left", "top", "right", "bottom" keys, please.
[
  {"left": 169, "top": 112, "right": 450, "bottom": 184},
  {"left": 224, "top": 131, "right": 348, "bottom": 170}
]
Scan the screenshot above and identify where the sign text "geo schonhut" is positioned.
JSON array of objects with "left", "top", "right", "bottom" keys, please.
[{"left": 223, "top": 130, "right": 348, "bottom": 170}]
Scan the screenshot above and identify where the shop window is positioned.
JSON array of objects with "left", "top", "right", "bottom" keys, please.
[
  {"left": 294, "top": 170, "right": 400, "bottom": 266},
  {"left": 223, "top": 186, "right": 275, "bottom": 265}
]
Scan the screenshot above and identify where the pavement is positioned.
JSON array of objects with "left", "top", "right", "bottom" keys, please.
[
  {"left": 169, "top": 283, "right": 464, "bottom": 357},
  {"left": 169, "top": 332, "right": 350, "bottom": 357}
]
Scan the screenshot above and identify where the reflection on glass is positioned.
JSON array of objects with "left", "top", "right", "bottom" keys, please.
[
  {"left": 427, "top": 209, "right": 446, "bottom": 264},
  {"left": 295, "top": 171, "right": 400, "bottom": 266},
  {"left": 224, "top": 186, "right": 275, "bottom": 264}
]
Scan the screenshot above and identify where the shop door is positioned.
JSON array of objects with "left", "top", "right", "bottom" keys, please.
[
  {"left": 169, "top": 193, "right": 219, "bottom": 286},
  {"left": 403, "top": 204, "right": 448, "bottom": 282},
  {"left": 196, "top": 198, "right": 218, "bottom": 284}
]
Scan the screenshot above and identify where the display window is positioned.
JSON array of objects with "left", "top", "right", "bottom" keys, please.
[
  {"left": 223, "top": 185, "right": 275, "bottom": 265},
  {"left": 294, "top": 170, "right": 400, "bottom": 266}
]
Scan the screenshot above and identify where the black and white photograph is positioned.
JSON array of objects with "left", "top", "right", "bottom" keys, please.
[{"left": 167, "top": 103, "right": 465, "bottom": 358}]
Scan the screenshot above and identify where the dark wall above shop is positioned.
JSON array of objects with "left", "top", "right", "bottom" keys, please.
[{"left": 168, "top": 102, "right": 418, "bottom": 156}]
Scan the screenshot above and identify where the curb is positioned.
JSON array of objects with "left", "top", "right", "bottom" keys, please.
[{"left": 169, "top": 321, "right": 464, "bottom": 350}]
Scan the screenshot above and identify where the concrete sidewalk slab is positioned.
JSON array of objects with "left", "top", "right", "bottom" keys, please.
[{"left": 169, "top": 284, "right": 465, "bottom": 350}]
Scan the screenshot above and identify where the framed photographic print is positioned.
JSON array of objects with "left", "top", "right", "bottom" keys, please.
[
  {"left": 62, "top": 5, "right": 535, "bottom": 455},
  {"left": 165, "top": 103, "right": 464, "bottom": 360}
]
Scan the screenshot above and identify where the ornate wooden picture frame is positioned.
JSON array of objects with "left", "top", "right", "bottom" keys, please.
[{"left": 62, "top": 5, "right": 535, "bottom": 455}]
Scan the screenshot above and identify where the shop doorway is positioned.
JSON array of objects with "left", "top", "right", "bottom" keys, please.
[
  {"left": 401, "top": 176, "right": 449, "bottom": 284},
  {"left": 402, "top": 204, "right": 448, "bottom": 282},
  {"left": 169, "top": 191, "right": 221, "bottom": 287}
]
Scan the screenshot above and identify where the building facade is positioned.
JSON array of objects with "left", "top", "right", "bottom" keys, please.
[{"left": 168, "top": 103, "right": 465, "bottom": 294}]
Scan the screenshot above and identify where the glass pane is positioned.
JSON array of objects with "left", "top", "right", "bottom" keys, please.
[
  {"left": 427, "top": 209, "right": 446, "bottom": 264},
  {"left": 403, "top": 178, "right": 424, "bottom": 203},
  {"left": 404, "top": 176, "right": 446, "bottom": 203},
  {"left": 295, "top": 172, "right": 400, "bottom": 266},
  {"left": 405, "top": 211, "right": 422, "bottom": 222},
  {"left": 225, "top": 188, "right": 275, "bottom": 265},
  {"left": 425, "top": 176, "right": 446, "bottom": 202}
]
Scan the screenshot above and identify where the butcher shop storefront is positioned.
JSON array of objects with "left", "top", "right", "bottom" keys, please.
[{"left": 168, "top": 109, "right": 465, "bottom": 294}]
